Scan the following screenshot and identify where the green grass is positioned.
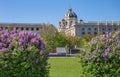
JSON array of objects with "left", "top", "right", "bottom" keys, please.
[{"left": 48, "top": 57, "right": 82, "bottom": 77}]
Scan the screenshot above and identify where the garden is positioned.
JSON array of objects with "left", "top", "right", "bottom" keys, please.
[{"left": 0, "top": 26, "right": 120, "bottom": 77}]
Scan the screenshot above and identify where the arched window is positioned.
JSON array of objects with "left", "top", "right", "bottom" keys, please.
[
  {"left": 70, "top": 21, "right": 72, "bottom": 26},
  {"left": 66, "top": 22, "right": 67, "bottom": 25}
]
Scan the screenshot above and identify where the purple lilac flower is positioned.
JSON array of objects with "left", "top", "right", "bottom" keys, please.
[
  {"left": 28, "top": 46, "right": 33, "bottom": 50},
  {"left": 0, "top": 42, "right": 4, "bottom": 47},
  {"left": 86, "top": 30, "right": 120, "bottom": 62},
  {"left": 0, "top": 28, "right": 47, "bottom": 72},
  {"left": 20, "top": 46, "right": 24, "bottom": 51},
  {"left": 116, "top": 30, "right": 120, "bottom": 36},
  {"left": 24, "top": 31, "right": 29, "bottom": 36},
  {"left": 31, "top": 38, "right": 39, "bottom": 44},
  {"left": 104, "top": 47, "right": 110, "bottom": 52},
  {"left": 0, "top": 47, "right": 9, "bottom": 52},
  {"left": 104, "top": 57, "right": 108, "bottom": 61},
  {"left": 96, "top": 44, "right": 100, "bottom": 51},
  {"left": 29, "top": 32, "right": 34, "bottom": 38},
  {"left": 102, "top": 52, "right": 106, "bottom": 56},
  {"left": 117, "top": 44, "right": 120, "bottom": 50},
  {"left": 8, "top": 45, "right": 13, "bottom": 49},
  {"left": 40, "top": 42, "right": 45, "bottom": 49},
  {"left": 36, "top": 58, "right": 39, "bottom": 64},
  {"left": 40, "top": 50, "right": 44, "bottom": 55}
]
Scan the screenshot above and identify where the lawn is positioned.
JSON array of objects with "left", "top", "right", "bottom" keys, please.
[{"left": 48, "top": 57, "right": 82, "bottom": 77}]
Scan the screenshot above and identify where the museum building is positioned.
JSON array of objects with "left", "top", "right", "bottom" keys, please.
[{"left": 58, "top": 8, "right": 120, "bottom": 36}]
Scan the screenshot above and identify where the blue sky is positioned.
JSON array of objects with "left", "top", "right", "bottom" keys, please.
[{"left": 0, "top": 0, "right": 120, "bottom": 28}]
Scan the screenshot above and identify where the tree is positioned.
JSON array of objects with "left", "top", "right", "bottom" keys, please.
[
  {"left": 40, "top": 24, "right": 90, "bottom": 53},
  {"left": 54, "top": 33, "right": 67, "bottom": 47},
  {"left": 40, "top": 23, "right": 57, "bottom": 36},
  {"left": 40, "top": 24, "right": 57, "bottom": 52}
]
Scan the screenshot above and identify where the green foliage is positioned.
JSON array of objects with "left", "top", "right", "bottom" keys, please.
[
  {"left": 81, "top": 34, "right": 94, "bottom": 48},
  {"left": 43, "top": 32, "right": 83, "bottom": 53},
  {"left": 54, "top": 33, "right": 68, "bottom": 47},
  {"left": 80, "top": 31, "right": 120, "bottom": 77},
  {"left": 42, "top": 34, "right": 55, "bottom": 52},
  {"left": 41, "top": 24, "right": 94, "bottom": 53}
]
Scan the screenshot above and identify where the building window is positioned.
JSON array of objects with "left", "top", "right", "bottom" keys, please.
[
  {"left": 88, "top": 28, "right": 91, "bottom": 30},
  {"left": 66, "top": 22, "right": 67, "bottom": 25},
  {"left": 36, "top": 27, "right": 39, "bottom": 31},
  {"left": 94, "top": 28, "right": 97, "bottom": 30},
  {"left": 82, "top": 28, "right": 85, "bottom": 30},
  {"left": 26, "top": 27, "right": 29, "bottom": 30},
  {"left": 88, "top": 32, "right": 91, "bottom": 34},
  {"left": 21, "top": 27, "right": 24, "bottom": 30},
  {"left": 114, "top": 28, "right": 117, "bottom": 31},
  {"left": 82, "top": 32, "right": 85, "bottom": 35},
  {"left": 94, "top": 32, "right": 97, "bottom": 35},
  {"left": 31, "top": 28, "right": 34, "bottom": 31},
  {"left": 70, "top": 21, "right": 72, "bottom": 26},
  {"left": 102, "top": 28, "right": 105, "bottom": 31},
  {"left": 108, "top": 28, "right": 111, "bottom": 31}
]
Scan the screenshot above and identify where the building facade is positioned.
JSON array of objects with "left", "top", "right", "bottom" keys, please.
[
  {"left": 0, "top": 23, "right": 42, "bottom": 34},
  {"left": 58, "top": 8, "right": 120, "bottom": 36}
]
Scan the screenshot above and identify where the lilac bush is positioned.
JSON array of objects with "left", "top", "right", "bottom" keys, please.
[
  {"left": 0, "top": 28, "right": 49, "bottom": 77},
  {"left": 80, "top": 30, "right": 120, "bottom": 77}
]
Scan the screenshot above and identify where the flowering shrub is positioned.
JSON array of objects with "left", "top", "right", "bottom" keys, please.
[
  {"left": 80, "top": 30, "right": 120, "bottom": 77},
  {"left": 0, "top": 28, "right": 49, "bottom": 77}
]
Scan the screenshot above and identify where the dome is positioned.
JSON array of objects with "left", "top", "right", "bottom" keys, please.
[{"left": 64, "top": 8, "right": 77, "bottom": 18}]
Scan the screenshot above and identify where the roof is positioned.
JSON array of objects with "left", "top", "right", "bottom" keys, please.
[
  {"left": 0, "top": 23, "right": 42, "bottom": 27},
  {"left": 64, "top": 8, "right": 77, "bottom": 19}
]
